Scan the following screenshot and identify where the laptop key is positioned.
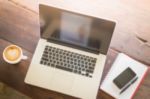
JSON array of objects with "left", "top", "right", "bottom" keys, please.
[
  {"left": 48, "top": 63, "right": 50, "bottom": 66},
  {"left": 56, "top": 65, "right": 73, "bottom": 72},
  {"left": 86, "top": 73, "right": 89, "bottom": 77},
  {"left": 40, "top": 61, "right": 43, "bottom": 64},
  {"left": 86, "top": 69, "right": 93, "bottom": 73}
]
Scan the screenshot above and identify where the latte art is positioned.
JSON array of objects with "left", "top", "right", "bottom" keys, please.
[{"left": 4, "top": 46, "right": 21, "bottom": 61}]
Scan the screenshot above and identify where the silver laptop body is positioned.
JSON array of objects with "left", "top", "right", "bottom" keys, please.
[{"left": 25, "top": 4, "right": 116, "bottom": 99}]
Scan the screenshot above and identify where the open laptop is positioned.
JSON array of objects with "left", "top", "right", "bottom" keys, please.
[{"left": 25, "top": 4, "right": 116, "bottom": 99}]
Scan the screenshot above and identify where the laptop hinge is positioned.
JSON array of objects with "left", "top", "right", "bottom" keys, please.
[{"left": 47, "top": 39, "right": 100, "bottom": 54}]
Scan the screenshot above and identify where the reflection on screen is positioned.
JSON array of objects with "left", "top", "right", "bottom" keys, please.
[
  {"left": 39, "top": 4, "right": 115, "bottom": 54},
  {"left": 60, "top": 12, "right": 92, "bottom": 47}
]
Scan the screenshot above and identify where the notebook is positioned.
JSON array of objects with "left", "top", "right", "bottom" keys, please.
[{"left": 100, "top": 53, "right": 149, "bottom": 99}]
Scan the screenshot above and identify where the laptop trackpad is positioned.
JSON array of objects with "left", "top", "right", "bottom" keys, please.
[{"left": 51, "top": 72, "right": 74, "bottom": 92}]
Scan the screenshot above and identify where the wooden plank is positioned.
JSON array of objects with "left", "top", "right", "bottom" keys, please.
[
  {"left": 0, "top": 1, "right": 81, "bottom": 99},
  {"left": 0, "top": 38, "right": 32, "bottom": 97},
  {"left": 9, "top": 0, "right": 38, "bottom": 13},
  {"left": 0, "top": 38, "right": 76, "bottom": 99},
  {"left": 98, "top": 90, "right": 114, "bottom": 99},
  {"left": 0, "top": 0, "right": 40, "bottom": 53},
  {"left": 0, "top": 82, "right": 5, "bottom": 94},
  {"left": 5, "top": 0, "right": 150, "bottom": 65},
  {"left": 133, "top": 69, "right": 150, "bottom": 99},
  {"left": 0, "top": 0, "right": 150, "bottom": 99}
]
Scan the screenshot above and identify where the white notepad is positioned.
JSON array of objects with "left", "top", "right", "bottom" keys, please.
[{"left": 100, "top": 53, "right": 148, "bottom": 99}]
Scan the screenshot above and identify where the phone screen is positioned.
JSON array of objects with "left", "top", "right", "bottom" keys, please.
[{"left": 113, "top": 67, "right": 136, "bottom": 89}]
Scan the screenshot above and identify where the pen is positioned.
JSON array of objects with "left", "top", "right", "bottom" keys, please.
[{"left": 120, "top": 77, "right": 138, "bottom": 94}]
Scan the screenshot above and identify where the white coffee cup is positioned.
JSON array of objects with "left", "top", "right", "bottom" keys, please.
[{"left": 3, "top": 45, "right": 28, "bottom": 64}]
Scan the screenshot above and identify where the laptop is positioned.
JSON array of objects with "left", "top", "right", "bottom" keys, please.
[{"left": 25, "top": 4, "right": 116, "bottom": 99}]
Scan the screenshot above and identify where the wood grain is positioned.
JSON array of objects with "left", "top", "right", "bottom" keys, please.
[
  {"left": 133, "top": 69, "right": 150, "bottom": 99},
  {"left": 41, "top": 0, "right": 149, "bottom": 65},
  {"left": 9, "top": 0, "right": 38, "bottom": 13},
  {"left": 0, "top": 0, "right": 150, "bottom": 99},
  {"left": 0, "top": 38, "right": 76, "bottom": 99},
  {"left": 8, "top": 0, "right": 150, "bottom": 65},
  {"left": 0, "top": 0, "right": 40, "bottom": 53}
]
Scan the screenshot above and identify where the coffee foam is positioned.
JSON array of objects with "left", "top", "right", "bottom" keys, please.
[{"left": 4, "top": 46, "right": 21, "bottom": 61}]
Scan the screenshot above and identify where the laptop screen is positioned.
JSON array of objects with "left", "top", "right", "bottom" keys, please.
[{"left": 39, "top": 4, "right": 116, "bottom": 54}]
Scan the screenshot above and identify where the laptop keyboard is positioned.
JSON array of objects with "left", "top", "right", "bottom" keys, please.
[{"left": 40, "top": 45, "right": 97, "bottom": 78}]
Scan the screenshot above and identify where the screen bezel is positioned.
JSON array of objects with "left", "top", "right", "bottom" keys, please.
[{"left": 39, "top": 4, "right": 116, "bottom": 54}]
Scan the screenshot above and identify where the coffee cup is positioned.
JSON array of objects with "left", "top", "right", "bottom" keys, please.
[{"left": 3, "top": 45, "right": 28, "bottom": 64}]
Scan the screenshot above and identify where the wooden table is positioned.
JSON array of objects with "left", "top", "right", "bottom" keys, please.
[{"left": 0, "top": 0, "right": 150, "bottom": 99}]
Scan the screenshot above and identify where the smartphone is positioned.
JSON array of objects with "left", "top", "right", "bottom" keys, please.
[{"left": 113, "top": 67, "right": 137, "bottom": 89}]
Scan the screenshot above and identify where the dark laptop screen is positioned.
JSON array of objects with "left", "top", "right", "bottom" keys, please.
[{"left": 39, "top": 4, "right": 116, "bottom": 54}]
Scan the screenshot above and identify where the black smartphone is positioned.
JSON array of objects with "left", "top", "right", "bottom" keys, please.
[{"left": 113, "top": 67, "right": 137, "bottom": 89}]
